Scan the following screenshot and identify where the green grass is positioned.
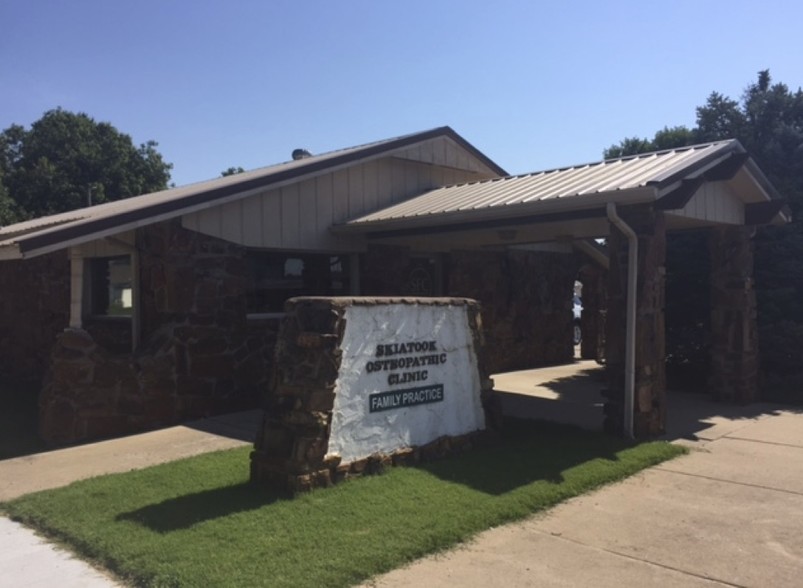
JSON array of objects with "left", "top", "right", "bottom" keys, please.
[{"left": 1, "top": 420, "right": 684, "bottom": 588}]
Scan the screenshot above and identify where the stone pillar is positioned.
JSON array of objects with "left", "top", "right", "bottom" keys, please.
[
  {"left": 251, "top": 297, "right": 494, "bottom": 493},
  {"left": 709, "top": 226, "right": 758, "bottom": 403},
  {"left": 578, "top": 265, "right": 606, "bottom": 361},
  {"left": 604, "top": 205, "right": 667, "bottom": 438}
]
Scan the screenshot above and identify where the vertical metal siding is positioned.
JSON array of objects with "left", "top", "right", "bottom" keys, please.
[{"left": 180, "top": 138, "right": 498, "bottom": 251}]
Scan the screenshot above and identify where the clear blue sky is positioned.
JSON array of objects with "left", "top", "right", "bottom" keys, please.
[{"left": 2, "top": 0, "right": 802, "bottom": 186}]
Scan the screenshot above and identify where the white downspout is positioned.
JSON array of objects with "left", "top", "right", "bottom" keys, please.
[{"left": 606, "top": 203, "right": 637, "bottom": 439}]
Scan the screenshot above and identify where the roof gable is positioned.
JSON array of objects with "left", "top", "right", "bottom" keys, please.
[
  {"left": 341, "top": 140, "right": 788, "bottom": 235},
  {"left": 0, "top": 127, "right": 504, "bottom": 259}
]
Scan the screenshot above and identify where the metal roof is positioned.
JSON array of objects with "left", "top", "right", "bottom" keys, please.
[
  {"left": 342, "top": 140, "right": 757, "bottom": 232},
  {"left": 0, "top": 126, "right": 505, "bottom": 259}
]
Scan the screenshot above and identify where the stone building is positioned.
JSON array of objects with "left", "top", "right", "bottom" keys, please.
[{"left": 0, "top": 127, "right": 788, "bottom": 444}]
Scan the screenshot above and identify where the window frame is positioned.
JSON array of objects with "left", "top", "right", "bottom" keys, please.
[
  {"left": 83, "top": 254, "right": 135, "bottom": 320},
  {"left": 245, "top": 250, "right": 352, "bottom": 318}
]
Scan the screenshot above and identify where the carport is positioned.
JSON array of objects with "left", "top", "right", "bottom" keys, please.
[{"left": 337, "top": 140, "right": 789, "bottom": 438}]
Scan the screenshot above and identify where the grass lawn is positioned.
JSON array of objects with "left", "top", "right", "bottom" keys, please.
[{"left": 1, "top": 420, "right": 684, "bottom": 588}]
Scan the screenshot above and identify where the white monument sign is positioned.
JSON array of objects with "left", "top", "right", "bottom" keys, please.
[{"left": 326, "top": 303, "right": 485, "bottom": 462}]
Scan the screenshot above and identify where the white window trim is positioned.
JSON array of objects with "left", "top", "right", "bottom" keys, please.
[{"left": 69, "top": 240, "right": 140, "bottom": 350}]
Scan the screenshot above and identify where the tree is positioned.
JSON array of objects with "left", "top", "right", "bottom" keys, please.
[
  {"left": 604, "top": 126, "right": 696, "bottom": 159},
  {"left": 604, "top": 70, "right": 803, "bottom": 399},
  {"left": 221, "top": 166, "right": 245, "bottom": 177},
  {"left": 0, "top": 108, "right": 172, "bottom": 223},
  {"left": 0, "top": 176, "right": 16, "bottom": 226}
]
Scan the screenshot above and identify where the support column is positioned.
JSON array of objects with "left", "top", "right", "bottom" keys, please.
[
  {"left": 68, "top": 248, "right": 84, "bottom": 329},
  {"left": 578, "top": 265, "right": 605, "bottom": 361},
  {"left": 709, "top": 226, "right": 758, "bottom": 403},
  {"left": 604, "top": 205, "right": 667, "bottom": 438}
]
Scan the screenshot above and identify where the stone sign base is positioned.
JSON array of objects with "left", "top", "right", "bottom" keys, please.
[{"left": 250, "top": 297, "right": 496, "bottom": 493}]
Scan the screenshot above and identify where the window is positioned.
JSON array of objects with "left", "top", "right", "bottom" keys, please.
[
  {"left": 87, "top": 256, "right": 133, "bottom": 317},
  {"left": 246, "top": 252, "right": 350, "bottom": 314}
]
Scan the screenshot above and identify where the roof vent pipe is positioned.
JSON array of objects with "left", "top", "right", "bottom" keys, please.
[
  {"left": 606, "top": 202, "right": 637, "bottom": 440},
  {"left": 292, "top": 148, "right": 312, "bottom": 160}
]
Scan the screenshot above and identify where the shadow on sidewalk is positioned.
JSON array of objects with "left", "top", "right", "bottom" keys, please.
[
  {"left": 492, "top": 363, "right": 803, "bottom": 442},
  {"left": 183, "top": 409, "right": 262, "bottom": 443}
]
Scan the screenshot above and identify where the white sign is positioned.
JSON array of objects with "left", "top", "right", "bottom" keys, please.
[{"left": 326, "top": 304, "right": 485, "bottom": 463}]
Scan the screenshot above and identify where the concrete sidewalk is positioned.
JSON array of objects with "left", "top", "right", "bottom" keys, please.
[
  {"left": 0, "top": 410, "right": 260, "bottom": 502},
  {"left": 366, "top": 384, "right": 803, "bottom": 587},
  {"left": 3, "top": 373, "right": 803, "bottom": 587},
  {"left": 0, "top": 517, "right": 118, "bottom": 588},
  {"left": 0, "top": 410, "right": 260, "bottom": 588}
]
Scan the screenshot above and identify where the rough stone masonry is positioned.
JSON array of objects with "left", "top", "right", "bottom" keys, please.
[{"left": 250, "top": 297, "right": 498, "bottom": 493}]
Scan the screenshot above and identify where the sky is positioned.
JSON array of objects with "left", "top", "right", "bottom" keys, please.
[{"left": 2, "top": 0, "right": 802, "bottom": 187}]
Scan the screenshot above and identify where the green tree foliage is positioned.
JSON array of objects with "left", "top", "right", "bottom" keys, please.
[
  {"left": 0, "top": 108, "right": 172, "bottom": 223},
  {"left": 603, "top": 126, "right": 696, "bottom": 158},
  {"left": 221, "top": 166, "right": 245, "bottom": 177},
  {"left": 0, "top": 179, "right": 17, "bottom": 225},
  {"left": 605, "top": 70, "right": 803, "bottom": 399}
]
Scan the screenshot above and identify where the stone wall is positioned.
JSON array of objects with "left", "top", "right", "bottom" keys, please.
[
  {"left": 604, "top": 205, "right": 667, "bottom": 438},
  {"left": 360, "top": 245, "right": 579, "bottom": 374},
  {"left": 15, "top": 224, "right": 580, "bottom": 445},
  {"left": 0, "top": 250, "right": 70, "bottom": 382},
  {"left": 39, "top": 220, "right": 277, "bottom": 444},
  {"left": 446, "top": 249, "right": 578, "bottom": 372},
  {"left": 709, "top": 226, "right": 758, "bottom": 403},
  {"left": 251, "top": 297, "right": 496, "bottom": 493},
  {"left": 578, "top": 264, "right": 606, "bottom": 361}
]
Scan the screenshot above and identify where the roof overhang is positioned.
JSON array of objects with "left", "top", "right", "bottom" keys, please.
[
  {"left": 335, "top": 187, "right": 654, "bottom": 240},
  {"left": 337, "top": 140, "right": 789, "bottom": 246},
  {"left": 0, "top": 126, "right": 505, "bottom": 260}
]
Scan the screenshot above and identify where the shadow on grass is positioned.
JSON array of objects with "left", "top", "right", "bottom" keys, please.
[
  {"left": 419, "top": 418, "right": 629, "bottom": 494},
  {"left": 119, "top": 418, "right": 630, "bottom": 533},
  {"left": 117, "top": 482, "right": 283, "bottom": 533}
]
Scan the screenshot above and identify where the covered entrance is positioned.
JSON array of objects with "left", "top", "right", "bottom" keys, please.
[
  {"left": 0, "top": 126, "right": 788, "bottom": 446},
  {"left": 494, "top": 361, "right": 606, "bottom": 432},
  {"left": 338, "top": 140, "right": 789, "bottom": 438}
]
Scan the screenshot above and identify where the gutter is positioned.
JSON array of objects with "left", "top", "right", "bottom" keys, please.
[{"left": 606, "top": 203, "right": 636, "bottom": 439}]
